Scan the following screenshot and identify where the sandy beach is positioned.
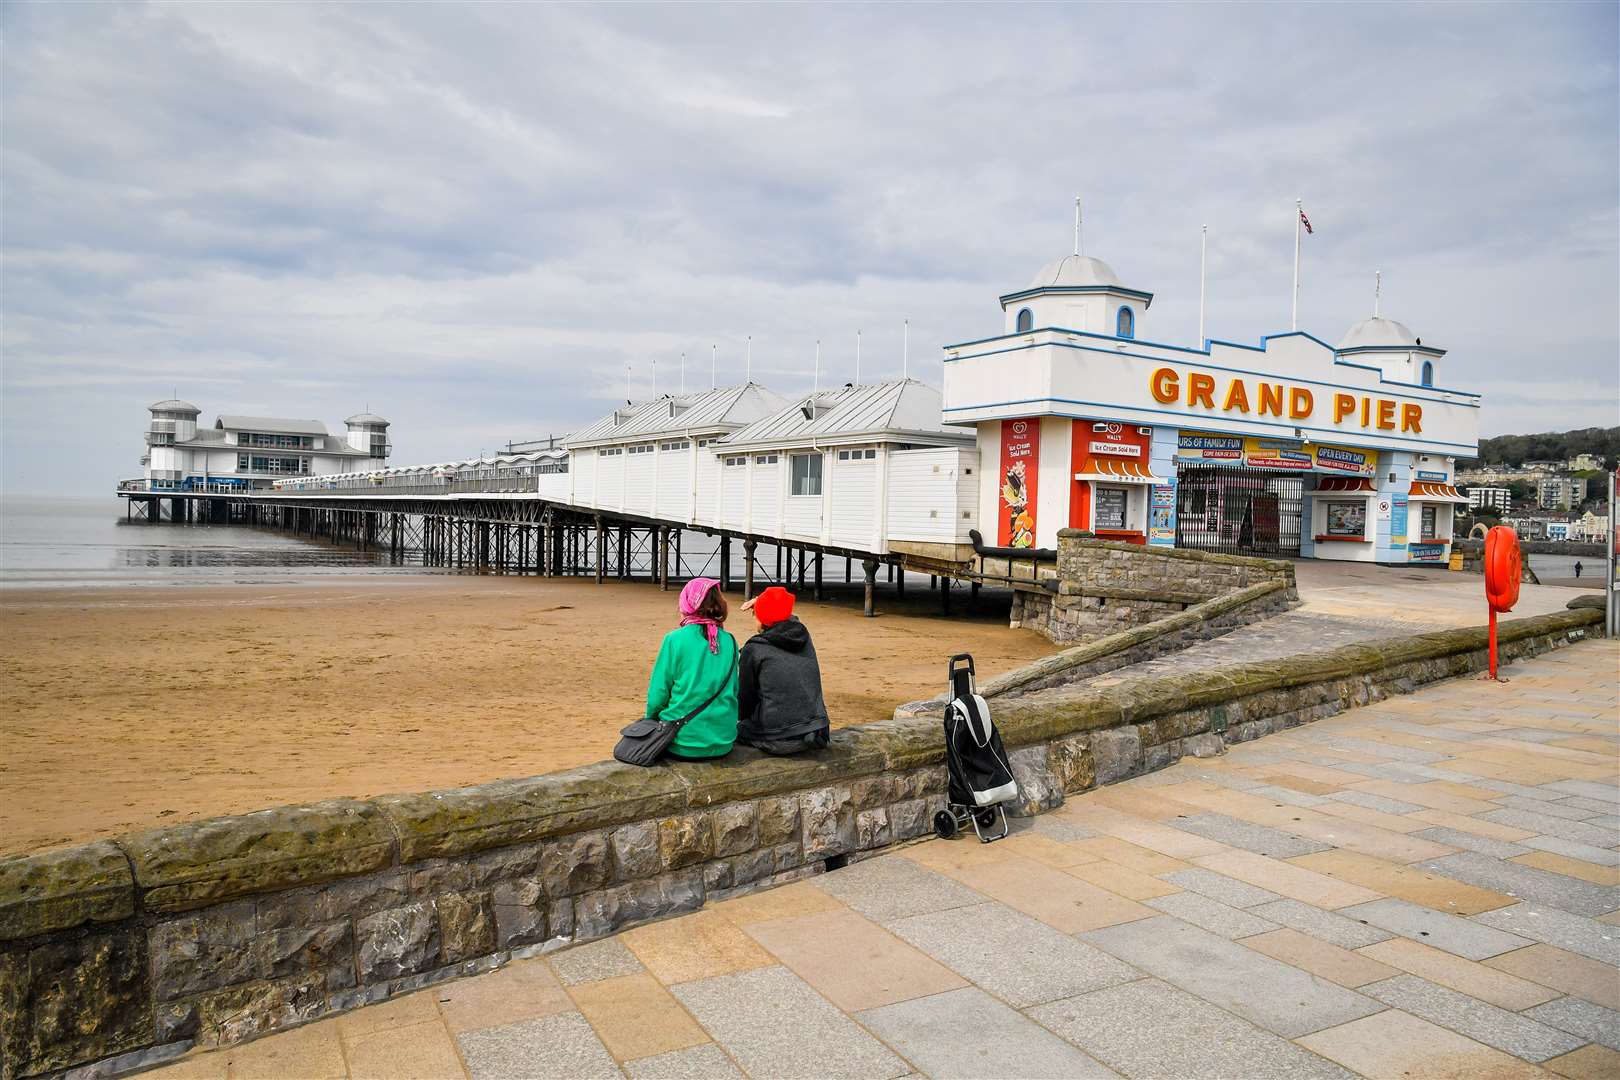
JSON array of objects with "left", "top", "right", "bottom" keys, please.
[{"left": 0, "top": 575, "right": 1050, "bottom": 856}]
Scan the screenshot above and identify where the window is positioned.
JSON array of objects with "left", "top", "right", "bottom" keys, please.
[
  {"left": 1421, "top": 504, "right": 1438, "bottom": 540},
  {"left": 1015, "top": 307, "right": 1033, "bottom": 333},
  {"left": 1094, "top": 486, "right": 1128, "bottom": 530},
  {"left": 1421, "top": 361, "right": 1434, "bottom": 386},
  {"left": 754, "top": 454, "right": 778, "bottom": 465},
  {"left": 790, "top": 453, "right": 823, "bottom": 496},
  {"left": 837, "top": 448, "right": 877, "bottom": 461},
  {"left": 1116, "top": 306, "right": 1135, "bottom": 339},
  {"left": 725, "top": 456, "right": 746, "bottom": 467},
  {"left": 1324, "top": 501, "right": 1367, "bottom": 537}
]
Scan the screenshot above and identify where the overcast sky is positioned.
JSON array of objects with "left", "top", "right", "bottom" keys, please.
[{"left": 3, "top": 2, "right": 1616, "bottom": 494}]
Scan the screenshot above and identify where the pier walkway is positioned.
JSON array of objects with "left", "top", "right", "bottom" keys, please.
[{"left": 148, "top": 642, "right": 1619, "bottom": 1080}]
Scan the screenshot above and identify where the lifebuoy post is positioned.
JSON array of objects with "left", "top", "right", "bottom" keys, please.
[{"left": 1482, "top": 525, "right": 1522, "bottom": 680}]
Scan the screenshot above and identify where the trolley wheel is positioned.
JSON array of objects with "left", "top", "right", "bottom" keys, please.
[
  {"left": 933, "top": 810, "right": 959, "bottom": 840},
  {"left": 974, "top": 807, "right": 999, "bottom": 830}
]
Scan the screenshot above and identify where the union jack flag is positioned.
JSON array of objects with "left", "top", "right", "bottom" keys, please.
[{"left": 1299, "top": 208, "right": 1314, "bottom": 234}]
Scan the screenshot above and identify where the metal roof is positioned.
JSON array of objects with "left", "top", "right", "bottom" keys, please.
[
  {"left": 565, "top": 383, "right": 786, "bottom": 448},
  {"left": 149, "top": 399, "right": 201, "bottom": 414},
  {"left": 215, "top": 416, "right": 330, "bottom": 436},
  {"left": 720, "top": 380, "right": 972, "bottom": 449},
  {"left": 344, "top": 413, "right": 390, "bottom": 426}
]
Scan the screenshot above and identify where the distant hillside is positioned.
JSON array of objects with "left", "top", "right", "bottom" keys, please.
[{"left": 1459, "top": 427, "right": 1618, "bottom": 469}]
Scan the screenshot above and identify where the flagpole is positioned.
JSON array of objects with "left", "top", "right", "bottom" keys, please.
[
  {"left": 1291, "top": 198, "right": 1302, "bottom": 331},
  {"left": 1198, "top": 224, "right": 1208, "bottom": 345},
  {"left": 856, "top": 330, "right": 862, "bottom": 385},
  {"left": 746, "top": 336, "right": 752, "bottom": 383},
  {"left": 1374, "top": 270, "right": 1381, "bottom": 317},
  {"left": 680, "top": 352, "right": 686, "bottom": 395},
  {"left": 903, "top": 319, "right": 909, "bottom": 380},
  {"left": 710, "top": 344, "right": 717, "bottom": 390},
  {"left": 814, "top": 339, "right": 820, "bottom": 395}
]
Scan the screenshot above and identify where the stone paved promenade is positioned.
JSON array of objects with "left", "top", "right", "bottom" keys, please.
[{"left": 149, "top": 641, "right": 1619, "bottom": 1080}]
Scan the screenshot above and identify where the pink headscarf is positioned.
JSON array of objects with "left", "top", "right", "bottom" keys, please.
[{"left": 678, "top": 577, "right": 723, "bottom": 653}]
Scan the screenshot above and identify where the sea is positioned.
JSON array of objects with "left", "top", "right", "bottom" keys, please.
[{"left": 0, "top": 494, "right": 417, "bottom": 589}]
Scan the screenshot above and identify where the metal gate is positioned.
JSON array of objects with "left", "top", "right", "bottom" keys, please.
[{"left": 1175, "top": 465, "right": 1303, "bottom": 557}]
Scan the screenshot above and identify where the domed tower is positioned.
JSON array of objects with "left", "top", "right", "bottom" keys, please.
[
  {"left": 345, "top": 413, "right": 391, "bottom": 459},
  {"left": 1336, "top": 315, "right": 1446, "bottom": 388},
  {"left": 1000, "top": 253, "right": 1154, "bottom": 340},
  {"left": 145, "top": 399, "right": 200, "bottom": 486}
]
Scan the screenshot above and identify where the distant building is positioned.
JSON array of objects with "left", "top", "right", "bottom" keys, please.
[
  {"left": 1522, "top": 459, "right": 1562, "bottom": 473},
  {"left": 1537, "top": 475, "right": 1588, "bottom": 511},
  {"left": 1571, "top": 511, "right": 1610, "bottom": 543},
  {"left": 141, "top": 400, "right": 391, "bottom": 490},
  {"left": 1545, "top": 520, "right": 1573, "bottom": 542},
  {"left": 1466, "top": 486, "right": 1512, "bottom": 513},
  {"left": 1568, "top": 453, "right": 1604, "bottom": 471}
]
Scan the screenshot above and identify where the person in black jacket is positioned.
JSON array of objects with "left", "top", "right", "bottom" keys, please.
[{"left": 736, "top": 586, "right": 830, "bottom": 755}]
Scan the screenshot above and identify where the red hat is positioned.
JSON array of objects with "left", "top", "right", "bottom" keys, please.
[{"left": 750, "top": 586, "right": 795, "bottom": 627}]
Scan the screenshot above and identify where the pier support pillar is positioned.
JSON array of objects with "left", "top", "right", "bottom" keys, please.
[
  {"left": 896, "top": 565, "right": 906, "bottom": 596},
  {"left": 862, "top": 559, "right": 879, "bottom": 618},
  {"left": 594, "top": 516, "right": 605, "bottom": 584},
  {"left": 743, "top": 539, "right": 757, "bottom": 600},
  {"left": 941, "top": 576, "right": 952, "bottom": 615},
  {"left": 719, "top": 535, "right": 731, "bottom": 592},
  {"left": 813, "top": 551, "right": 823, "bottom": 601},
  {"left": 659, "top": 527, "right": 671, "bottom": 591}
]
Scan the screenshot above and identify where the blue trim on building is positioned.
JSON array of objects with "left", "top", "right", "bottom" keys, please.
[
  {"left": 1015, "top": 307, "right": 1034, "bottom": 333},
  {"left": 1116, "top": 305, "right": 1135, "bottom": 339},
  {"left": 998, "top": 284, "right": 1156, "bottom": 307},
  {"left": 941, "top": 336, "right": 1484, "bottom": 404},
  {"left": 942, "top": 395, "right": 1479, "bottom": 453}
]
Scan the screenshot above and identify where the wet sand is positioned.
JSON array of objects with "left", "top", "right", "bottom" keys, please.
[{"left": 0, "top": 576, "right": 1051, "bottom": 856}]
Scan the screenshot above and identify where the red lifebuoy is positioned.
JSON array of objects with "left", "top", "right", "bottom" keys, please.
[{"left": 1484, "top": 525, "right": 1521, "bottom": 614}]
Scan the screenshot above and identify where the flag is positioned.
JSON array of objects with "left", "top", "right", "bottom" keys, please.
[{"left": 1299, "top": 208, "right": 1314, "bottom": 235}]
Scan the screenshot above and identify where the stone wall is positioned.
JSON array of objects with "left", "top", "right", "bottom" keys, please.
[
  {"left": 1012, "top": 532, "right": 1297, "bottom": 644},
  {"left": 0, "top": 605, "right": 1602, "bottom": 1080}
]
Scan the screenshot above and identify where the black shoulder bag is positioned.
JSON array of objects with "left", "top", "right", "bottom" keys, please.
[{"left": 615, "top": 637, "right": 736, "bottom": 767}]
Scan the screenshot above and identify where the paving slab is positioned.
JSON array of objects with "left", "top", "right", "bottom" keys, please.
[
  {"left": 1169, "top": 811, "right": 1330, "bottom": 858},
  {"left": 1356, "top": 937, "right": 1562, "bottom": 1011},
  {"left": 1498, "top": 794, "right": 1612, "bottom": 821},
  {"left": 622, "top": 909, "right": 776, "bottom": 985},
  {"left": 1143, "top": 891, "right": 1281, "bottom": 939},
  {"left": 1543, "top": 780, "right": 1620, "bottom": 802},
  {"left": 670, "top": 965, "right": 909, "bottom": 1080},
  {"left": 857, "top": 986, "right": 1120, "bottom": 1080},
  {"left": 1062, "top": 858, "right": 1182, "bottom": 900},
  {"left": 1420, "top": 850, "right": 1620, "bottom": 918},
  {"left": 1192, "top": 849, "right": 1383, "bottom": 909},
  {"left": 347, "top": 1019, "right": 468, "bottom": 1080},
  {"left": 1331, "top": 790, "right": 1426, "bottom": 814},
  {"left": 457, "top": 1011, "right": 622, "bottom": 1080},
  {"left": 1524, "top": 997, "right": 1620, "bottom": 1052},
  {"left": 567, "top": 972, "right": 710, "bottom": 1063},
  {"left": 1511, "top": 851, "right": 1620, "bottom": 887},
  {"left": 1160, "top": 867, "right": 1282, "bottom": 908},
  {"left": 1246, "top": 898, "right": 1395, "bottom": 949},
  {"left": 1555, "top": 795, "right": 1620, "bottom": 814},
  {"left": 924, "top": 851, "right": 1157, "bottom": 933},
  {"left": 1337, "top": 898, "right": 1532, "bottom": 960},
  {"left": 436, "top": 958, "right": 575, "bottom": 1034},
  {"left": 1028, "top": 977, "right": 1355, "bottom": 1080},
  {"left": 1411, "top": 827, "right": 1533, "bottom": 859},
  {"left": 808, "top": 854, "right": 986, "bottom": 923},
  {"left": 546, "top": 936, "right": 646, "bottom": 985},
  {"left": 1080, "top": 914, "right": 1383, "bottom": 1037},
  {"left": 1361, "top": 974, "right": 1585, "bottom": 1061},
  {"left": 1297, "top": 1007, "right": 1555, "bottom": 1080},
  {"left": 623, "top": 1043, "right": 745, "bottom": 1080},
  {"left": 1472, "top": 902, "right": 1620, "bottom": 965},
  {"left": 743, "top": 907, "right": 966, "bottom": 1012},
  {"left": 1481, "top": 808, "right": 1620, "bottom": 848},
  {"left": 1485, "top": 942, "right": 1620, "bottom": 1011},
  {"left": 1290, "top": 850, "right": 1518, "bottom": 916},
  {"left": 887, "top": 901, "right": 1138, "bottom": 1007},
  {"left": 1242, "top": 928, "right": 1401, "bottom": 988},
  {"left": 1543, "top": 1044, "right": 1620, "bottom": 1079}
]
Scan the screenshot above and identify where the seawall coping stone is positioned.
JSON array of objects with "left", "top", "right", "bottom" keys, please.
[{"left": 0, "top": 841, "right": 134, "bottom": 942}]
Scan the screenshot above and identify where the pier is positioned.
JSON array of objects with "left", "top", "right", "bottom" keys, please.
[{"left": 115, "top": 483, "right": 999, "bottom": 618}]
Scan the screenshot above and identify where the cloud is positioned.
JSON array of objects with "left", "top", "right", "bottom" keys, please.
[{"left": 2, "top": 1, "right": 1616, "bottom": 494}]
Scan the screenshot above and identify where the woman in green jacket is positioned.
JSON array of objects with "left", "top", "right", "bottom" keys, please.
[{"left": 645, "top": 577, "right": 739, "bottom": 760}]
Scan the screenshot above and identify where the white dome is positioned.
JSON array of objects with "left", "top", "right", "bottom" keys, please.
[
  {"left": 345, "top": 412, "right": 390, "bottom": 426},
  {"left": 1028, "top": 254, "right": 1122, "bottom": 289},
  {"left": 149, "top": 398, "right": 200, "bottom": 414},
  {"left": 1337, "top": 316, "right": 1420, "bottom": 350}
]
